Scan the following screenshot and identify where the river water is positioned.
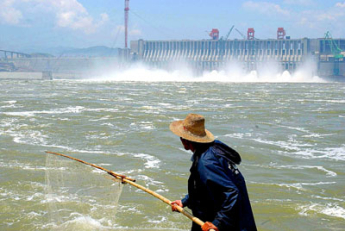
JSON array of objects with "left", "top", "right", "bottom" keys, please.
[{"left": 0, "top": 72, "right": 344, "bottom": 230}]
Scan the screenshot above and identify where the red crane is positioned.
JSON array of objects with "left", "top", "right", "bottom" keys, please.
[
  {"left": 125, "top": 0, "right": 130, "bottom": 48},
  {"left": 277, "top": 27, "right": 285, "bottom": 40},
  {"left": 208, "top": 29, "right": 219, "bottom": 40},
  {"left": 247, "top": 28, "right": 255, "bottom": 40}
]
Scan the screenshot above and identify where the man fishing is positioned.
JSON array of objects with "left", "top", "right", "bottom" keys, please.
[{"left": 170, "top": 113, "right": 257, "bottom": 231}]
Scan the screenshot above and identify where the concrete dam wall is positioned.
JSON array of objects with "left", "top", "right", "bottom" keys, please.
[{"left": 131, "top": 38, "right": 345, "bottom": 78}]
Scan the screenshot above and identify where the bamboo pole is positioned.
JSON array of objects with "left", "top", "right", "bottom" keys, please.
[
  {"left": 46, "top": 151, "right": 136, "bottom": 182},
  {"left": 45, "top": 151, "right": 213, "bottom": 230}
]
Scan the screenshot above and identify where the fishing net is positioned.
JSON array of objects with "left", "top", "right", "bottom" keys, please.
[{"left": 45, "top": 153, "right": 123, "bottom": 230}]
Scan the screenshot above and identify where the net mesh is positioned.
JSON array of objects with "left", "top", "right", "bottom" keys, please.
[{"left": 45, "top": 153, "right": 123, "bottom": 230}]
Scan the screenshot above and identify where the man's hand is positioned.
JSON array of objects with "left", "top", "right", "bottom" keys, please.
[
  {"left": 171, "top": 200, "right": 183, "bottom": 212},
  {"left": 201, "top": 221, "right": 219, "bottom": 231}
]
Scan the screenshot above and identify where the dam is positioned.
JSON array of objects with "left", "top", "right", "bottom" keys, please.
[
  {"left": 130, "top": 33, "right": 345, "bottom": 80},
  {"left": 1, "top": 30, "right": 344, "bottom": 81}
]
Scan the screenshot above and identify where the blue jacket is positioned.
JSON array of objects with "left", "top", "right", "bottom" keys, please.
[{"left": 181, "top": 140, "right": 257, "bottom": 231}]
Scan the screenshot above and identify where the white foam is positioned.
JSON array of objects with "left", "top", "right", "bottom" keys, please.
[
  {"left": 40, "top": 142, "right": 107, "bottom": 154},
  {"left": 252, "top": 137, "right": 312, "bottom": 151},
  {"left": 91, "top": 169, "right": 105, "bottom": 174},
  {"left": 301, "top": 133, "right": 323, "bottom": 138},
  {"left": 310, "top": 99, "right": 345, "bottom": 104},
  {"left": 100, "top": 123, "right": 114, "bottom": 127},
  {"left": 118, "top": 204, "right": 143, "bottom": 215},
  {"left": 97, "top": 163, "right": 112, "bottom": 166},
  {"left": 43, "top": 193, "right": 79, "bottom": 203},
  {"left": 268, "top": 163, "right": 337, "bottom": 177},
  {"left": 136, "top": 175, "right": 164, "bottom": 187},
  {"left": 312, "top": 195, "right": 345, "bottom": 202},
  {"left": 324, "top": 147, "right": 345, "bottom": 161},
  {"left": 321, "top": 204, "right": 345, "bottom": 219},
  {"left": 253, "top": 181, "right": 336, "bottom": 191},
  {"left": 148, "top": 215, "right": 167, "bottom": 224},
  {"left": 178, "top": 148, "right": 192, "bottom": 154},
  {"left": 133, "top": 121, "right": 156, "bottom": 130},
  {"left": 26, "top": 193, "right": 44, "bottom": 201},
  {"left": 298, "top": 203, "right": 345, "bottom": 219},
  {"left": 1, "top": 100, "right": 21, "bottom": 108},
  {"left": 294, "top": 146, "right": 345, "bottom": 161},
  {"left": 12, "top": 130, "right": 48, "bottom": 145},
  {"left": 2, "top": 106, "right": 85, "bottom": 117},
  {"left": 225, "top": 133, "right": 252, "bottom": 139},
  {"left": 277, "top": 181, "right": 336, "bottom": 191},
  {"left": 3, "top": 100, "right": 16, "bottom": 104},
  {"left": 134, "top": 153, "right": 161, "bottom": 169},
  {"left": 0, "top": 160, "right": 58, "bottom": 172},
  {"left": 27, "top": 211, "right": 41, "bottom": 217},
  {"left": 129, "top": 122, "right": 156, "bottom": 131},
  {"left": 275, "top": 124, "right": 310, "bottom": 133},
  {"left": 57, "top": 215, "right": 109, "bottom": 230}
]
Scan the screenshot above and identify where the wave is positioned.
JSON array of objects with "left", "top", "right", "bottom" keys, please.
[
  {"left": 294, "top": 146, "right": 345, "bottom": 161},
  {"left": 1, "top": 100, "right": 23, "bottom": 109},
  {"left": 1, "top": 106, "right": 120, "bottom": 117},
  {"left": 133, "top": 153, "right": 161, "bottom": 169},
  {"left": 251, "top": 181, "right": 336, "bottom": 191},
  {"left": 298, "top": 203, "right": 345, "bottom": 220},
  {"left": 224, "top": 132, "right": 345, "bottom": 161},
  {"left": 2, "top": 106, "right": 86, "bottom": 117},
  {"left": 263, "top": 163, "right": 337, "bottom": 177}
]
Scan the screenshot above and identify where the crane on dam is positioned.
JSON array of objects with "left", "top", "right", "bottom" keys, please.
[
  {"left": 324, "top": 31, "right": 344, "bottom": 59},
  {"left": 220, "top": 26, "right": 235, "bottom": 40},
  {"left": 324, "top": 31, "right": 344, "bottom": 76},
  {"left": 225, "top": 26, "right": 235, "bottom": 40},
  {"left": 235, "top": 28, "right": 246, "bottom": 40}
]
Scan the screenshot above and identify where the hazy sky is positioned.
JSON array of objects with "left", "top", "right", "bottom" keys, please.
[{"left": 1, "top": 0, "right": 345, "bottom": 52}]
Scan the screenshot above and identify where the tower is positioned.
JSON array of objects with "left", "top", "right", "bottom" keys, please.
[{"left": 125, "top": 0, "right": 130, "bottom": 48}]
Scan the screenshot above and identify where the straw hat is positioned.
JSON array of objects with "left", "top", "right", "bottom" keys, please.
[{"left": 170, "top": 114, "right": 215, "bottom": 143}]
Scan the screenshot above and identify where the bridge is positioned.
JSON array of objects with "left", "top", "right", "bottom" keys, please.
[
  {"left": 0, "top": 49, "right": 31, "bottom": 72},
  {"left": 0, "top": 49, "right": 31, "bottom": 59}
]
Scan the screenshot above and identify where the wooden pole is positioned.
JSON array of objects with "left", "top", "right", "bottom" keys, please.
[
  {"left": 46, "top": 151, "right": 135, "bottom": 182},
  {"left": 45, "top": 151, "right": 212, "bottom": 229}
]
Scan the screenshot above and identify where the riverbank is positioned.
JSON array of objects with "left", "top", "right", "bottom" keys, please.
[{"left": 0, "top": 72, "right": 52, "bottom": 80}]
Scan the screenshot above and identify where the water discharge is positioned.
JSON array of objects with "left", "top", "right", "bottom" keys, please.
[{"left": 90, "top": 61, "right": 326, "bottom": 83}]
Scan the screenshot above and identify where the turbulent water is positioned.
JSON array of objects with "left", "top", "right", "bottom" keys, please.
[{"left": 0, "top": 71, "right": 344, "bottom": 230}]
